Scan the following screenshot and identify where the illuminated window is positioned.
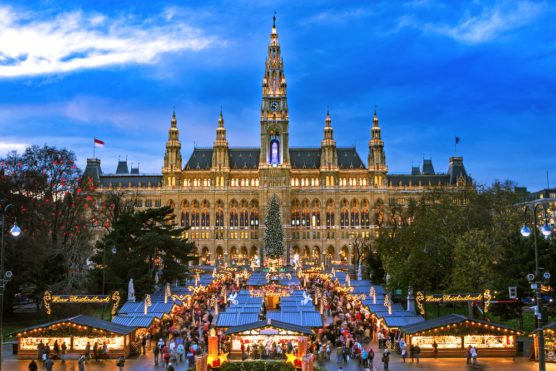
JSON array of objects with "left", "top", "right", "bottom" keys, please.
[
  {"left": 230, "top": 210, "right": 238, "bottom": 228},
  {"left": 240, "top": 209, "right": 249, "bottom": 228},
  {"left": 340, "top": 209, "right": 349, "bottom": 229},
  {"left": 215, "top": 210, "right": 224, "bottom": 229},
  {"left": 291, "top": 210, "right": 300, "bottom": 227},
  {"left": 350, "top": 209, "right": 360, "bottom": 227}
]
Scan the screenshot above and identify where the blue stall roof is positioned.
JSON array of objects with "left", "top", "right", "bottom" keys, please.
[
  {"left": 266, "top": 312, "right": 323, "bottom": 328},
  {"left": 382, "top": 316, "right": 424, "bottom": 328},
  {"left": 112, "top": 315, "right": 158, "bottom": 328},
  {"left": 216, "top": 312, "right": 260, "bottom": 327}
]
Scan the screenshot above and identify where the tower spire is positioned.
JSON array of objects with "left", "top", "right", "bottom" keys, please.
[
  {"left": 212, "top": 109, "right": 229, "bottom": 171},
  {"left": 259, "top": 12, "right": 289, "bottom": 167},
  {"left": 368, "top": 109, "right": 387, "bottom": 187},
  {"left": 321, "top": 111, "right": 337, "bottom": 171},
  {"left": 163, "top": 110, "right": 182, "bottom": 187}
]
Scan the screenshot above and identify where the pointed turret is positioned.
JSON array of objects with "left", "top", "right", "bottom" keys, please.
[
  {"left": 162, "top": 111, "right": 182, "bottom": 187},
  {"left": 320, "top": 111, "right": 338, "bottom": 171},
  {"left": 212, "top": 108, "right": 229, "bottom": 172},
  {"left": 368, "top": 110, "right": 387, "bottom": 187}
]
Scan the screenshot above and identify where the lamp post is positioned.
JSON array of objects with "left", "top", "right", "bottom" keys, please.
[
  {"left": 424, "top": 244, "right": 440, "bottom": 317},
  {"left": 102, "top": 239, "right": 116, "bottom": 296},
  {"left": 520, "top": 201, "right": 553, "bottom": 371},
  {"left": 1, "top": 204, "right": 21, "bottom": 371}
]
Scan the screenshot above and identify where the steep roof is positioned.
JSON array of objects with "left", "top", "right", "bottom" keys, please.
[
  {"left": 11, "top": 315, "right": 136, "bottom": 336},
  {"left": 184, "top": 147, "right": 367, "bottom": 171},
  {"left": 224, "top": 319, "right": 313, "bottom": 335},
  {"left": 401, "top": 314, "right": 523, "bottom": 335}
]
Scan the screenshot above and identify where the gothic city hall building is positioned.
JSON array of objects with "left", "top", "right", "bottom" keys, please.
[{"left": 85, "top": 19, "right": 471, "bottom": 267}]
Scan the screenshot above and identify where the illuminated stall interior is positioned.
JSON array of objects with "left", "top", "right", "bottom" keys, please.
[
  {"left": 401, "top": 314, "right": 523, "bottom": 357},
  {"left": 532, "top": 321, "right": 556, "bottom": 363},
  {"left": 12, "top": 315, "right": 136, "bottom": 359},
  {"left": 224, "top": 319, "right": 313, "bottom": 353}
]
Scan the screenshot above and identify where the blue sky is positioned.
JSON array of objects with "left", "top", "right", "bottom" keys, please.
[{"left": 0, "top": 0, "right": 555, "bottom": 191}]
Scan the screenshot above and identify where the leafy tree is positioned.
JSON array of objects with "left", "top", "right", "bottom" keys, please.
[
  {"left": 90, "top": 206, "right": 196, "bottom": 300},
  {"left": 263, "top": 194, "right": 284, "bottom": 258},
  {"left": 0, "top": 145, "right": 95, "bottom": 311},
  {"left": 450, "top": 229, "right": 492, "bottom": 292}
]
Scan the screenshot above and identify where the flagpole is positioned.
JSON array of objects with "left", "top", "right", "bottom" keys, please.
[
  {"left": 93, "top": 138, "right": 96, "bottom": 159},
  {"left": 454, "top": 137, "right": 457, "bottom": 156}
]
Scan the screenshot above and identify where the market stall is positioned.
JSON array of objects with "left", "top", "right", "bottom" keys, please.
[
  {"left": 11, "top": 315, "right": 136, "bottom": 359},
  {"left": 401, "top": 314, "right": 523, "bottom": 357},
  {"left": 223, "top": 319, "right": 313, "bottom": 355},
  {"left": 532, "top": 321, "right": 556, "bottom": 363}
]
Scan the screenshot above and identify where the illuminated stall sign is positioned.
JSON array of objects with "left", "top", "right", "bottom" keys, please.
[
  {"left": 415, "top": 290, "right": 492, "bottom": 316},
  {"left": 43, "top": 291, "right": 120, "bottom": 316}
]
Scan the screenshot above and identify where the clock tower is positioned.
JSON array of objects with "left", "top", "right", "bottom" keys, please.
[{"left": 260, "top": 15, "right": 290, "bottom": 168}]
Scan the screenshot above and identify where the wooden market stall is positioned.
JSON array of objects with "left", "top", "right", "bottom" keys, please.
[
  {"left": 401, "top": 314, "right": 524, "bottom": 357},
  {"left": 11, "top": 315, "right": 136, "bottom": 359},
  {"left": 223, "top": 319, "right": 313, "bottom": 356},
  {"left": 532, "top": 321, "right": 556, "bottom": 363}
]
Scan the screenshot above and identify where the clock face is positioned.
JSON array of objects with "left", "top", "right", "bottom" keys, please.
[{"left": 270, "top": 102, "right": 279, "bottom": 111}]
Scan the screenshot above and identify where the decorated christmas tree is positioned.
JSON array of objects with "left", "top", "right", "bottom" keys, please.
[{"left": 263, "top": 193, "right": 284, "bottom": 258}]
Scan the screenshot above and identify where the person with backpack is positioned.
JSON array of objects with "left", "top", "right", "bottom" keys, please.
[{"left": 368, "top": 347, "right": 375, "bottom": 368}]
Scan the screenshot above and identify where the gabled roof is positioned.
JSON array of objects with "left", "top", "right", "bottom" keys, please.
[
  {"left": 224, "top": 319, "right": 313, "bottom": 335},
  {"left": 531, "top": 321, "right": 556, "bottom": 334},
  {"left": 216, "top": 312, "right": 260, "bottom": 327},
  {"left": 100, "top": 174, "right": 163, "bottom": 188},
  {"left": 401, "top": 314, "right": 524, "bottom": 335},
  {"left": 112, "top": 314, "right": 158, "bottom": 328},
  {"left": 337, "top": 148, "right": 366, "bottom": 169},
  {"left": 229, "top": 149, "right": 260, "bottom": 169},
  {"left": 184, "top": 148, "right": 213, "bottom": 170},
  {"left": 11, "top": 315, "right": 135, "bottom": 336},
  {"left": 266, "top": 311, "right": 323, "bottom": 328}
]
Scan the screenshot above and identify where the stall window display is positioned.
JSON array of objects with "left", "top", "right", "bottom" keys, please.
[
  {"left": 73, "top": 336, "right": 126, "bottom": 351},
  {"left": 411, "top": 336, "right": 462, "bottom": 349},
  {"left": 231, "top": 335, "right": 299, "bottom": 351},
  {"left": 464, "top": 335, "right": 514, "bottom": 349},
  {"left": 20, "top": 337, "right": 72, "bottom": 351}
]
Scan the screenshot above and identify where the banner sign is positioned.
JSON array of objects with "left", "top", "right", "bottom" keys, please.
[
  {"left": 250, "top": 284, "right": 293, "bottom": 297},
  {"left": 43, "top": 291, "right": 120, "bottom": 317},
  {"left": 415, "top": 290, "right": 491, "bottom": 317}
]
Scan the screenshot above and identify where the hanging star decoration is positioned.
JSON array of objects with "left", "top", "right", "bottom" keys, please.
[
  {"left": 370, "top": 286, "right": 376, "bottom": 304},
  {"left": 415, "top": 291, "right": 425, "bottom": 315}
]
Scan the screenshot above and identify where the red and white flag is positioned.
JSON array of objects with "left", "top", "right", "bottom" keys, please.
[{"left": 94, "top": 138, "right": 105, "bottom": 147}]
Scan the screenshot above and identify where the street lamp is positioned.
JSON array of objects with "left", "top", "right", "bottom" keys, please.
[
  {"left": 1, "top": 204, "right": 21, "bottom": 371},
  {"left": 102, "top": 239, "right": 116, "bottom": 296},
  {"left": 520, "top": 201, "right": 553, "bottom": 371}
]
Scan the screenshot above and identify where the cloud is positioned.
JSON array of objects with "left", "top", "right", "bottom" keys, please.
[
  {"left": 0, "top": 140, "right": 28, "bottom": 155},
  {"left": 398, "top": 1, "right": 546, "bottom": 44},
  {"left": 300, "top": 7, "right": 372, "bottom": 26},
  {"left": 0, "top": 6, "right": 221, "bottom": 78}
]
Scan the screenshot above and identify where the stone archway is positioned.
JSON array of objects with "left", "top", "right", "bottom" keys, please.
[
  {"left": 326, "top": 245, "right": 335, "bottom": 266},
  {"left": 201, "top": 246, "right": 210, "bottom": 265}
]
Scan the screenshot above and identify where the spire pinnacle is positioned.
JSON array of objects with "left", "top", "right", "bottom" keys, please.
[{"left": 272, "top": 12, "right": 277, "bottom": 35}]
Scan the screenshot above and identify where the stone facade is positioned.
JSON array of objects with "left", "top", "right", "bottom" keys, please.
[{"left": 84, "top": 18, "right": 471, "bottom": 267}]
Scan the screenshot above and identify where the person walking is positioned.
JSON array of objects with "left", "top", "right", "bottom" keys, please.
[
  {"left": 78, "top": 354, "right": 86, "bottom": 371},
  {"left": 415, "top": 344, "right": 421, "bottom": 364},
  {"left": 432, "top": 340, "right": 438, "bottom": 359},
  {"left": 471, "top": 346, "right": 478, "bottom": 365},
  {"left": 368, "top": 347, "right": 375, "bottom": 368},
  {"left": 409, "top": 344, "right": 415, "bottom": 363},
  {"left": 168, "top": 362, "right": 175, "bottom": 371},
  {"left": 401, "top": 344, "right": 407, "bottom": 363},
  {"left": 28, "top": 359, "right": 38, "bottom": 371},
  {"left": 154, "top": 341, "right": 160, "bottom": 366},
  {"left": 117, "top": 356, "right": 125, "bottom": 371},
  {"left": 466, "top": 345, "right": 472, "bottom": 364},
  {"left": 141, "top": 335, "right": 147, "bottom": 355},
  {"left": 61, "top": 341, "right": 67, "bottom": 363},
  {"left": 382, "top": 349, "right": 390, "bottom": 370}
]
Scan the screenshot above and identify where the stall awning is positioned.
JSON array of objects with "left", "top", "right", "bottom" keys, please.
[
  {"left": 224, "top": 319, "right": 313, "bottom": 335},
  {"left": 531, "top": 321, "right": 556, "bottom": 334},
  {"left": 401, "top": 314, "right": 524, "bottom": 335},
  {"left": 10, "top": 315, "right": 136, "bottom": 336}
]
